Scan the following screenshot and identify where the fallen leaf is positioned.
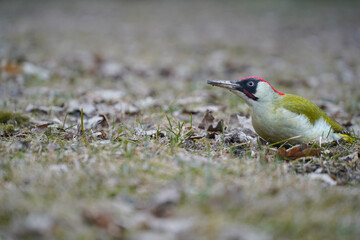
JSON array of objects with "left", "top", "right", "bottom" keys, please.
[
  {"left": 99, "top": 114, "right": 110, "bottom": 127},
  {"left": 277, "top": 143, "right": 321, "bottom": 159},
  {"left": 189, "top": 133, "right": 206, "bottom": 140},
  {"left": 0, "top": 62, "right": 23, "bottom": 75},
  {"left": 82, "top": 209, "right": 125, "bottom": 237},
  {"left": 96, "top": 129, "right": 107, "bottom": 139},
  {"left": 198, "top": 110, "right": 215, "bottom": 130},
  {"left": 198, "top": 110, "right": 221, "bottom": 130},
  {"left": 36, "top": 122, "right": 55, "bottom": 129},
  {"left": 198, "top": 110, "right": 224, "bottom": 139},
  {"left": 207, "top": 120, "right": 224, "bottom": 132}
]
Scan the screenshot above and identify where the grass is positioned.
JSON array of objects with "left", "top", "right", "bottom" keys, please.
[
  {"left": 0, "top": 110, "right": 29, "bottom": 127},
  {"left": 1, "top": 0, "right": 360, "bottom": 239}
]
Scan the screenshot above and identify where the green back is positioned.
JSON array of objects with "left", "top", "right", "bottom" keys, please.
[{"left": 276, "top": 94, "right": 343, "bottom": 133}]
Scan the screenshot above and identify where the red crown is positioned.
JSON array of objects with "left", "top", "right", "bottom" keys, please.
[{"left": 238, "top": 76, "right": 284, "bottom": 95}]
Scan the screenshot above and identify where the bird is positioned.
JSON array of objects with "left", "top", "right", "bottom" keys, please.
[{"left": 207, "top": 76, "right": 352, "bottom": 144}]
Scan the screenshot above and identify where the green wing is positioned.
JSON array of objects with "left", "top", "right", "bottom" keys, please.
[{"left": 278, "top": 94, "right": 343, "bottom": 133}]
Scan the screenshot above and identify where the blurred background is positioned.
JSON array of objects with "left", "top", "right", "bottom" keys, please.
[{"left": 1, "top": 0, "right": 360, "bottom": 97}]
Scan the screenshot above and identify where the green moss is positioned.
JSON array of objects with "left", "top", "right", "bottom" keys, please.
[
  {"left": 0, "top": 124, "right": 15, "bottom": 135},
  {"left": 0, "top": 111, "right": 12, "bottom": 123},
  {"left": 0, "top": 210, "right": 12, "bottom": 225},
  {"left": 0, "top": 110, "right": 29, "bottom": 127}
]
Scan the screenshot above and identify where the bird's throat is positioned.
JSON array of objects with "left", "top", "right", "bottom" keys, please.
[{"left": 243, "top": 89, "right": 258, "bottom": 100}]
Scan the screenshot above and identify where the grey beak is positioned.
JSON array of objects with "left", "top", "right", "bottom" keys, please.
[{"left": 207, "top": 80, "right": 238, "bottom": 90}]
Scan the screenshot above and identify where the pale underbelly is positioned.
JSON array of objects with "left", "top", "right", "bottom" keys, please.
[{"left": 251, "top": 109, "right": 337, "bottom": 144}]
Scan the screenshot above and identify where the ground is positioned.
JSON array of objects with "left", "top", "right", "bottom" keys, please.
[{"left": 1, "top": 0, "right": 360, "bottom": 239}]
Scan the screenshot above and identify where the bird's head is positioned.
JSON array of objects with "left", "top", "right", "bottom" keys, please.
[{"left": 207, "top": 76, "right": 284, "bottom": 106}]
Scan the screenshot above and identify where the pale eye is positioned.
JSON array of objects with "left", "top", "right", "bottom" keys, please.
[{"left": 247, "top": 81, "right": 254, "bottom": 87}]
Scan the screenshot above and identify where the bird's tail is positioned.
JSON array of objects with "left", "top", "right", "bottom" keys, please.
[{"left": 338, "top": 133, "right": 356, "bottom": 143}]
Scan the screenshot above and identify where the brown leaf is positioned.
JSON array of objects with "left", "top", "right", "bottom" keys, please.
[
  {"left": 0, "top": 62, "right": 23, "bottom": 75},
  {"left": 206, "top": 132, "right": 217, "bottom": 139},
  {"left": 198, "top": 110, "right": 215, "bottom": 130},
  {"left": 99, "top": 129, "right": 107, "bottom": 139},
  {"left": 99, "top": 114, "right": 110, "bottom": 127},
  {"left": 82, "top": 209, "right": 125, "bottom": 237},
  {"left": 277, "top": 143, "right": 321, "bottom": 159},
  {"left": 189, "top": 133, "right": 206, "bottom": 140},
  {"left": 198, "top": 110, "right": 224, "bottom": 138},
  {"left": 36, "top": 122, "right": 55, "bottom": 129},
  {"left": 83, "top": 210, "right": 112, "bottom": 228},
  {"left": 207, "top": 120, "right": 224, "bottom": 132}
]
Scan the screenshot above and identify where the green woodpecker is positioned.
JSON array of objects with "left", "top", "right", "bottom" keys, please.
[{"left": 208, "top": 76, "right": 351, "bottom": 144}]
